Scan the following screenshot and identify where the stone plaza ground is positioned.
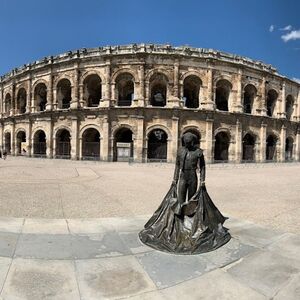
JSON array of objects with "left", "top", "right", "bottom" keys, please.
[{"left": 0, "top": 157, "right": 299, "bottom": 299}]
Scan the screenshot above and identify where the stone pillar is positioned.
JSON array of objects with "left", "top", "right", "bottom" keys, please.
[
  {"left": 202, "top": 67, "right": 214, "bottom": 110},
  {"left": 234, "top": 70, "right": 243, "bottom": 113},
  {"left": 52, "top": 137, "right": 56, "bottom": 158},
  {"left": 11, "top": 122, "right": 15, "bottom": 155},
  {"left": 11, "top": 84, "right": 16, "bottom": 116},
  {"left": 260, "top": 77, "right": 267, "bottom": 116},
  {"left": 100, "top": 59, "right": 111, "bottom": 107},
  {"left": 296, "top": 89, "right": 300, "bottom": 122},
  {"left": 235, "top": 119, "right": 242, "bottom": 162},
  {"left": 71, "top": 63, "right": 80, "bottom": 109},
  {"left": 260, "top": 123, "right": 267, "bottom": 162},
  {"left": 205, "top": 118, "right": 214, "bottom": 163},
  {"left": 111, "top": 82, "right": 116, "bottom": 106},
  {"left": 133, "top": 116, "right": 144, "bottom": 162},
  {"left": 78, "top": 137, "right": 82, "bottom": 160},
  {"left": 280, "top": 125, "right": 286, "bottom": 161},
  {"left": 26, "top": 79, "right": 31, "bottom": 113},
  {"left": 170, "top": 117, "right": 179, "bottom": 162},
  {"left": 79, "top": 84, "right": 85, "bottom": 108},
  {"left": 166, "top": 62, "right": 181, "bottom": 108},
  {"left": 100, "top": 117, "right": 109, "bottom": 161},
  {"left": 295, "top": 130, "right": 300, "bottom": 161},
  {"left": 70, "top": 117, "right": 79, "bottom": 160},
  {"left": 280, "top": 82, "right": 286, "bottom": 118},
  {"left": 46, "top": 119, "right": 53, "bottom": 158},
  {"left": 136, "top": 64, "right": 145, "bottom": 107},
  {"left": 27, "top": 121, "right": 32, "bottom": 157},
  {"left": 0, "top": 122, "right": 3, "bottom": 150},
  {"left": 52, "top": 88, "right": 58, "bottom": 110},
  {"left": 173, "top": 61, "right": 179, "bottom": 99},
  {"left": 46, "top": 74, "right": 53, "bottom": 111}
]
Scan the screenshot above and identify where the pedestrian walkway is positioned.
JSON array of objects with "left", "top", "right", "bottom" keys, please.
[{"left": 0, "top": 215, "right": 299, "bottom": 300}]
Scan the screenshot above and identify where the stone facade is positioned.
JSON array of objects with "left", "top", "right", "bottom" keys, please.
[{"left": 0, "top": 44, "right": 299, "bottom": 163}]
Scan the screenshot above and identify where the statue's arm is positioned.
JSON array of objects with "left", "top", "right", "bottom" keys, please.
[
  {"left": 199, "top": 153, "right": 206, "bottom": 185},
  {"left": 172, "top": 152, "right": 180, "bottom": 184}
]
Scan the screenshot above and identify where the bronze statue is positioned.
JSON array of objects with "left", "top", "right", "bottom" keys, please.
[{"left": 139, "top": 132, "right": 231, "bottom": 254}]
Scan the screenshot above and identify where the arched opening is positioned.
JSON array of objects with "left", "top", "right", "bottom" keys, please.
[
  {"left": 215, "top": 79, "right": 232, "bottom": 111},
  {"left": 266, "top": 90, "right": 278, "bottom": 117},
  {"left": 34, "top": 83, "right": 47, "bottom": 112},
  {"left": 243, "top": 84, "right": 256, "bottom": 114},
  {"left": 82, "top": 128, "right": 100, "bottom": 160},
  {"left": 4, "top": 93, "right": 12, "bottom": 114},
  {"left": 147, "top": 129, "right": 168, "bottom": 161},
  {"left": 242, "top": 133, "right": 256, "bottom": 161},
  {"left": 183, "top": 75, "right": 201, "bottom": 108},
  {"left": 286, "top": 95, "right": 294, "bottom": 121},
  {"left": 16, "top": 131, "right": 26, "bottom": 155},
  {"left": 114, "top": 128, "right": 133, "bottom": 161},
  {"left": 285, "top": 137, "right": 294, "bottom": 161},
  {"left": 57, "top": 79, "right": 71, "bottom": 109},
  {"left": 83, "top": 74, "right": 102, "bottom": 107},
  {"left": 56, "top": 129, "right": 71, "bottom": 159},
  {"left": 150, "top": 73, "right": 168, "bottom": 107},
  {"left": 214, "top": 131, "right": 230, "bottom": 162},
  {"left": 33, "top": 130, "right": 46, "bottom": 156},
  {"left": 116, "top": 73, "right": 134, "bottom": 106},
  {"left": 17, "top": 88, "right": 27, "bottom": 114},
  {"left": 181, "top": 129, "right": 201, "bottom": 146},
  {"left": 4, "top": 132, "right": 11, "bottom": 154},
  {"left": 266, "top": 135, "right": 277, "bottom": 161}
]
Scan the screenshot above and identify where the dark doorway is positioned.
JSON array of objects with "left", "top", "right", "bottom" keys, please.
[
  {"left": 243, "top": 84, "right": 256, "bottom": 114},
  {"left": 17, "top": 88, "right": 27, "bottom": 114},
  {"left": 82, "top": 128, "right": 100, "bottom": 160},
  {"left": 183, "top": 76, "right": 201, "bottom": 108},
  {"left": 114, "top": 128, "right": 133, "bottom": 161},
  {"left": 4, "top": 132, "right": 11, "bottom": 154},
  {"left": 83, "top": 74, "right": 102, "bottom": 107},
  {"left": 266, "top": 135, "right": 277, "bottom": 160},
  {"left": 285, "top": 137, "right": 293, "bottom": 161},
  {"left": 116, "top": 73, "right": 134, "bottom": 106},
  {"left": 242, "top": 133, "right": 255, "bottom": 161},
  {"left": 147, "top": 129, "right": 168, "bottom": 161},
  {"left": 57, "top": 79, "right": 72, "bottom": 109},
  {"left": 16, "top": 131, "right": 26, "bottom": 155},
  {"left": 56, "top": 129, "right": 71, "bottom": 159},
  {"left": 214, "top": 132, "right": 230, "bottom": 161},
  {"left": 266, "top": 90, "right": 278, "bottom": 117},
  {"left": 33, "top": 131, "right": 46, "bottom": 156},
  {"left": 215, "top": 80, "right": 231, "bottom": 111}
]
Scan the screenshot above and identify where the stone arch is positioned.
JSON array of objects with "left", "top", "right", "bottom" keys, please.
[
  {"left": 79, "top": 124, "right": 102, "bottom": 138},
  {"left": 147, "top": 128, "right": 168, "bottom": 161},
  {"left": 180, "top": 70, "right": 204, "bottom": 82},
  {"left": 266, "top": 89, "right": 278, "bottom": 117},
  {"left": 215, "top": 79, "right": 233, "bottom": 111},
  {"left": 33, "top": 130, "right": 47, "bottom": 156},
  {"left": 145, "top": 68, "right": 173, "bottom": 83},
  {"left": 111, "top": 123, "right": 136, "bottom": 139},
  {"left": 242, "top": 132, "right": 257, "bottom": 161},
  {"left": 56, "top": 78, "right": 72, "bottom": 109},
  {"left": 53, "top": 74, "right": 75, "bottom": 87},
  {"left": 82, "top": 127, "right": 101, "bottom": 160},
  {"left": 183, "top": 75, "right": 202, "bottom": 108},
  {"left": 113, "top": 126, "right": 134, "bottom": 161},
  {"left": 266, "top": 133, "right": 279, "bottom": 161},
  {"left": 285, "top": 136, "right": 294, "bottom": 161},
  {"left": 4, "top": 93, "right": 12, "bottom": 113},
  {"left": 115, "top": 72, "right": 135, "bottom": 106},
  {"left": 4, "top": 131, "right": 11, "bottom": 154},
  {"left": 243, "top": 84, "right": 257, "bottom": 114},
  {"left": 16, "top": 130, "right": 26, "bottom": 155},
  {"left": 54, "top": 125, "right": 72, "bottom": 138},
  {"left": 80, "top": 70, "right": 104, "bottom": 85},
  {"left": 146, "top": 124, "right": 172, "bottom": 141},
  {"left": 34, "top": 82, "right": 47, "bottom": 111},
  {"left": 111, "top": 68, "right": 138, "bottom": 84},
  {"left": 55, "top": 128, "right": 71, "bottom": 159},
  {"left": 16, "top": 88, "right": 27, "bottom": 114},
  {"left": 148, "top": 72, "right": 169, "bottom": 107},
  {"left": 214, "top": 130, "right": 231, "bottom": 162},
  {"left": 285, "top": 95, "right": 294, "bottom": 121},
  {"left": 82, "top": 73, "right": 102, "bottom": 107}
]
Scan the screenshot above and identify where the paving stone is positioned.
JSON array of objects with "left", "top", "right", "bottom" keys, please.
[
  {"left": 75, "top": 256, "right": 156, "bottom": 300},
  {"left": 201, "top": 237, "right": 258, "bottom": 267},
  {"left": 67, "top": 218, "right": 110, "bottom": 234},
  {"left": 135, "top": 250, "right": 216, "bottom": 289},
  {"left": 126, "top": 290, "right": 166, "bottom": 299},
  {"left": 0, "top": 232, "right": 19, "bottom": 258},
  {"left": 267, "top": 233, "right": 300, "bottom": 261},
  {"left": 119, "top": 231, "right": 154, "bottom": 254},
  {"left": 71, "top": 232, "right": 131, "bottom": 259},
  {"left": 0, "top": 257, "right": 11, "bottom": 292},
  {"left": 1, "top": 258, "right": 80, "bottom": 300},
  {"left": 0, "top": 217, "right": 24, "bottom": 233},
  {"left": 274, "top": 272, "right": 300, "bottom": 300},
  {"left": 100, "top": 216, "right": 149, "bottom": 232},
  {"left": 15, "top": 233, "right": 73, "bottom": 259},
  {"left": 161, "top": 269, "right": 267, "bottom": 300},
  {"left": 227, "top": 250, "right": 300, "bottom": 297},
  {"left": 22, "top": 218, "right": 69, "bottom": 234}
]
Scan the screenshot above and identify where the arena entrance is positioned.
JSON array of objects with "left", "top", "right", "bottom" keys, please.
[
  {"left": 285, "top": 137, "right": 294, "bottom": 161},
  {"left": 4, "top": 132, "right": 11, "bottom": 154},
  {"left": 56, "top": 129, "right": 71, "bottom": 159},
  {"left": 147, "top": 129, "right": 168, "bottom": 162},
  {"left": 242, "top": 133, "right": 256, "bottom": 161},
  {"left": 33, "top": 130, "right": 46, "bottom": 157},
  {"left": 214, "top": 132, "right": 230, "bottom": 162},
  {"left": 266, "top": 135, "right": 277, "bottom": 161},
  {"left": 16, "top": 131, "right": 26, "bottom": 155},
  {"left": 114, "top": 128, "right": 133, "bottom": 161},
  {"left": 82, "top": 128, "right": 100, "bottom": 160}
]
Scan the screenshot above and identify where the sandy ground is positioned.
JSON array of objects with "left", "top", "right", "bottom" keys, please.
[{"left": 0, "top": 157, "right": 299, "bottom": 233}]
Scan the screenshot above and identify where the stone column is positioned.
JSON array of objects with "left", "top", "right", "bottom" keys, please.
[
  {"left": 26, "top": 79, "right": 31, "bottom": 113},
  {"left": 11, "top": 122, "right": 15, "bottom": 155},
  {"left": 11, "top": 84, "right": 16, "bottom": 116},
  {"left": 296, "top": 89, "right": 300, "bottom": 122},
  {"left": 280, "top": 82, "right": 286, "bottom": 118},
  {"left": 52, "top": 137, "right": 56, "bottom": 158},
  {"left": 31, "top": 80, "right": 35, "bottom": 113},
  {"left": 78, "top": 137, "right": 82, "bottom": 160},
  {"left": 52, "top": 88, "right": 58, "bottom": 110},
  {"left": 133, "top": 116, "right": 144, "bottom": 162},
  {"left": 70, "top": 117, "right": 79, "bottom": 160},
  {"left": 46, "top": 118, "right": 53, "bottom": 158},
  {"left": 202, "top": 67, "right": 214, "bottom": 110},
  {"left": 235, "top": 119, "right": 242, "bottom": 162},
  {"left": 71, "top": 63, "right": 80, "bottom": 109},
  {"left": 260, "top": 77, "right": 267, "bottom": 116},
  {"left": 280, "top": 125, "right": 286, "bottom": 161},
  {"left": 46, "top": 73, "right": 53, "bottom": 111},
  {"left": 0, "top": 122, "right": 3, "bottom": 150},
  {"left": 205, "top": 118, "right": 214, "bottom": 163},
  {"left": 100, "top": 117, "right": 109, "bottom": 161},
  {"left": 167, "top": 62, "right": 181, "bottom": 108},
  {"left": 234, "top": 70, "right": 243, "bottom": 113},
  {"left": 100, "top": 59, "right": 111, "bottom": 107},
  {"left": 137, "top": 64, "right": 145, "bottom": 107},
  {"left": 27, "top": 121, "right": 32, "bottom": 157},
  {"left": 260, "top": 123, "right": 267, "bottom": 162},
  {"left": 79, "top": 84, "right": 85, "bottom": 108},
  {"left": 295, "top": 130, "right": 300, "bottom": 161},
  {"left": 170, "top": 117, "right": 179, "bottom": 162}
]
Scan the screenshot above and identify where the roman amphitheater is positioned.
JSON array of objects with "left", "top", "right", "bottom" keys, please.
[{"left": 0, "top": 44, "right": 299, "bottom": 163}]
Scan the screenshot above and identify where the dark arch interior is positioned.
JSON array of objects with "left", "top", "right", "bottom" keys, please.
[
  {"left": 4, "top": 132, "right": 11, "bottom": 154},
  {"left": 33, "top": 131, "right": 46, "bottom": 156},
  {"left": 5, "top": 94, "right": 12, "bottom": 113},
  {"left": 266, "top": 90, "right": 278, "bottom": 117},
  {"left": 266, "top": 135, "right": 277, "bottom": 160},
  {"left": 285, "top": 137, "right": 293, "bottom": 161},
  {"left": 215, "top": 80, "right": 231, "bottom": 111},
  {"left": 117, "top": 73, "right": 134, "bottom": 106},
  {"left": 17, "top": 89, "right": 27, "bottom": 114},
  {"left": 56, "top": 129, "right": 71, "bottom": 158},
  {"left": 147, "top": 129, "right": 168, "bottom": 161},
  {"left": 183, "top": 76, "right": 201, "bottom": 108},
  {"left": 243, "top": 85, "right": 256, "bottom": 114},
  {"left": 57, "top": 79, "right": 72, "bottom": 109},
  {"left": 82, "top": 128, "right": 100, "bottom": 159},
  {"left": 150, "top": 74, "right": 167, "bottom": 107},
  {"left": 84, "top": 74, "right": 102, "bottom": 107},
  {"left": 114, "top": 128, "right": 133, "bottom": 161},
  {"left": 242, "top": 133, "right": 256, "bottom": 161},
  {"left": 214, "top": 132, "right": 230, "bottom": 161},
  {"left": 34, "top": 83, "right": 47, "bottom": 111},
  {"left": 16, "top": 131, "right": 26, "bottom": 154},
  {"left": 285, "top": 95, "right": 294, "bottom": 120}
]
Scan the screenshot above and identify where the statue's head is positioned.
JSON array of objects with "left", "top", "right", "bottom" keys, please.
[{"left": 182, "top": 132, "right": 197, "bottom": 150}]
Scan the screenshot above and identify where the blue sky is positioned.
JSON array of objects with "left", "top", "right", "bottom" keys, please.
[{"left": 0, "top": 0, "right": 299, "bottom": 81}]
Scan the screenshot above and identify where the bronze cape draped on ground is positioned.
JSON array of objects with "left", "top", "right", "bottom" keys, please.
[{"left": 139, "top": 184, "right": 231, "bottom": 254}]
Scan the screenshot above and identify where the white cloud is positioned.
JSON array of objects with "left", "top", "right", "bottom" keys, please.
[
  {"left": 281, "top": 30, "right": 300, "bottom": 42},
  {"left": 280, "top": 25, "right": 292, "bottom": 31},
  {"left": 269, "top": 25, "right": 275, "bottom": 32},
  {"left": 292, "top": 78, "right": 300, "bottom": 84}
]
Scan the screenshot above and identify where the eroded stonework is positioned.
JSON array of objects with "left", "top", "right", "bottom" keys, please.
[{"left": 0, "top": 44, "right": 299, "bottom": 163}]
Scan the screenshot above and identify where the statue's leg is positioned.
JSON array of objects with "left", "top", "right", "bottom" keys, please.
[
  {"left": 187, "top": 173, "right": 197, "bottom": 201},
  {"left": 178, "top": 177, "right": 188, "bottom": 204}
]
